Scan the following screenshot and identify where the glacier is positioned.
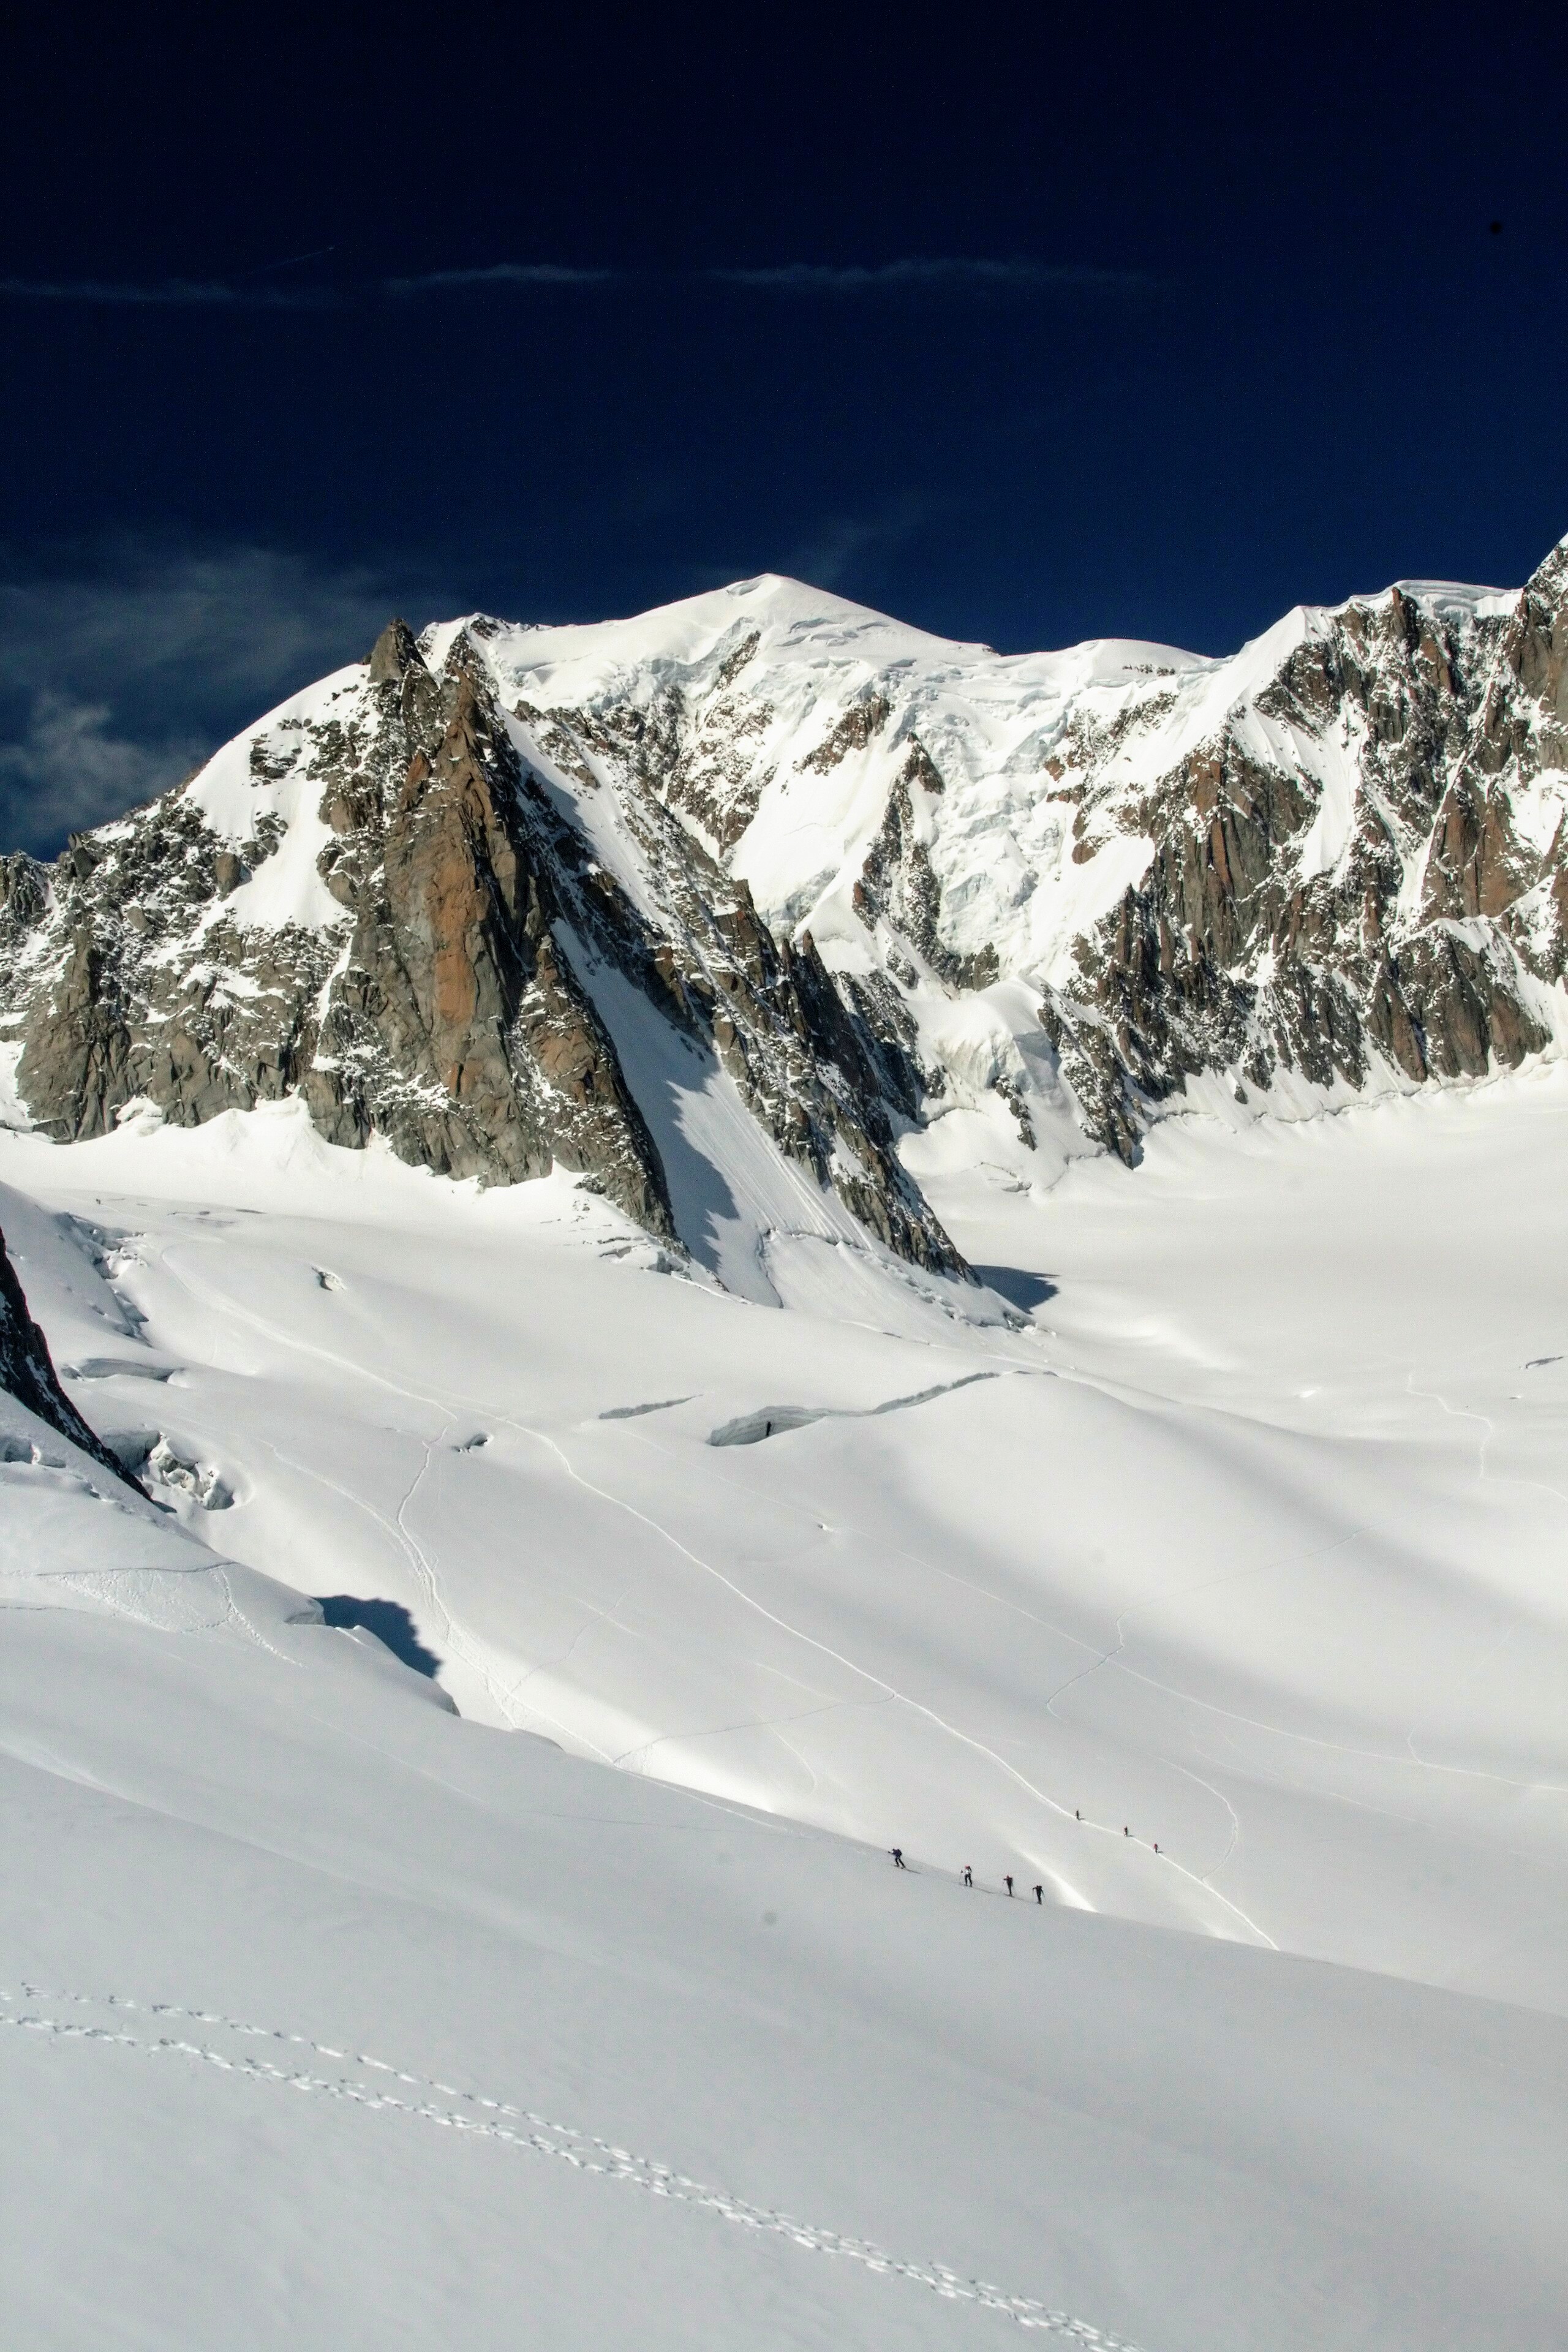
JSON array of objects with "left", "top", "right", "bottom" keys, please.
[{"left": 2, "top": 547, "right": 1567, "bottom": 2347}]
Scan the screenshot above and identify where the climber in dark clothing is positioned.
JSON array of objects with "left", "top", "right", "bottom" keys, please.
[
  {"left": 962, "top": 1866, "right": 973, "bottom": 1887},
  {"left": 1004, "top": 1874, "right": 1014, "bottom": 1896},
  {"left": 891, "top": 1847, "right": 906, "bottom": 1868},
  {"left": 1033, "top": 1884, "right": 1044, "bottom": 1904}
]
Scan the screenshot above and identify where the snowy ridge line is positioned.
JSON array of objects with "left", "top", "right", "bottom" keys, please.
[{"left": 0, "top": 1983, "right": 1144, "bottom": 2346}]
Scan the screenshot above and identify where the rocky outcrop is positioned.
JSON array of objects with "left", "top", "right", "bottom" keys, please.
[
  {"left": 299, "top": 625, "right": 674, "bottom": 1231},
  {"left": 0, "top": 617, "right": 961, "bottom": 1277},
  {"left": 1028, "top": 546, "right": 1568, "bottom": 1154},
  {"left": 2, "top": 781, "right": 336, "bottom": 1143},
  {"left": 0, "top": 1223, "right": 140, "bottom": 1486}
]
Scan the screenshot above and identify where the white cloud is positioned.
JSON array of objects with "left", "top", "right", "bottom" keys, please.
[
  {"left": 0, "top": 547, "right": 417, "bottom": 859},
  {"left": 0, "top": 693, "right": 202, "bottom": 849}
]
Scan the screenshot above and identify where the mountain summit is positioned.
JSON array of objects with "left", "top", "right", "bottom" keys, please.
[{"left": 2, "top": 538, "right": 1565, "bottom": 1287}]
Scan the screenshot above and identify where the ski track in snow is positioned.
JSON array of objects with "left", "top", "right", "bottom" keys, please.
[
  {"left": 117, "top": 1235, "right": 1283, "bottom": 1940},
  {"left": 521, "top": 1412, "right": 1279, "bottom": 1941},
  {"left": 126, "top": 1224, "right": 1565, "bottom": 1935},
  {"left": 138, "top": 1229, "right": 1568, "bottom": 1918},
  {"left": 0, "top": 1981, "right": 1145, "bottom": 2348},
  {"left": 1400, "top": 1364, "right": 1568, "bottom": 1775}
]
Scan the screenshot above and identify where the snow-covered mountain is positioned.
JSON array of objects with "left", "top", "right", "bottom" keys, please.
[
  {"left": 4, "top": 544, "right": 1568, "bottom": 2348},
  {"left": 2, "top": 534, "right": 1566, "bottom": 1292}
]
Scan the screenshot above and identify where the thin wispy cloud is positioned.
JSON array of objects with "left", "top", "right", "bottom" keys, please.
[
  {"left": 0, "top": 275, "right": 334, "bottom": 309},
  {"left": 0, "top": 257, "right": 1144, "bottom": 309},
  {"left": 384, "top": 262, "right": 616, "bottom": 295},
  {"left": 390, "top": 258, "right": 1145, "bottom": 297},
  {"left": 233, "top": 244, "right": 337, "bottom": 283},
  {"left": 782, "top": 494, "right": 944, "bottom": 592},
  {"left": 706, "top": 258, "right": 1149, "bottom": 294},
  {"left": 0, "top": 692, "right": 203, "bottom": 848}
]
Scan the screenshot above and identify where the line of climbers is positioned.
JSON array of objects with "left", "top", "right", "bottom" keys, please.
[{"left": 889, "top": 1823, "right": 1165, "bottom": 1890}]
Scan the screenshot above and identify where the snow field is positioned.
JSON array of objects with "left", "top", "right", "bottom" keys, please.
[
  {"left": 1, "top": 1588, "right": 1564, "bottom": 2351},
  {"left": 4, "top": 1063, "right": 1568, "bottom": 2344},
  {"left": 6, "top": 1068, "right": 1568, "bottom": 2005},
  {"left": 0, "top": 1984, "right": 1142, "bottom": 2344}
]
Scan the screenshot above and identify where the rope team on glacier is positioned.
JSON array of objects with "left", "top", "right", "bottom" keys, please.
[{"left": 897, "top": 1823, "right": 1166, "bottom": 1894}]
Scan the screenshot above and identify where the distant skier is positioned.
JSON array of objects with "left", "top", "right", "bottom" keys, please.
[
  {"left": 1074, "top": 1809, "right": 1081, "bottom": 1821},
  {"left": 891, "top": 1847, "right": 906, "bottom": 1869},
  {"left": 1153, "top": 1842, "right": 1159, "bottom": 1855},
  {"left": 962, "top": 1866, "right": 973, "bottom": 1888},
  {"left": 1004, "top": 1874, "right": 1014, "bottom": 1896},
  {"left": 1033, "top": 1884, "right": 1043, "bottom": 1904},
  {"left": 1123, "top": 1826, "right": 1129, "bottom": 1838}
]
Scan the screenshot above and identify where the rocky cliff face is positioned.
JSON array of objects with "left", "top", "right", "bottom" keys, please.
[
  {"left": 2, "top": 538, "right": 1565, "bottom": 1265},
  {"left": 0, "top": 615, "right": 959, "bottom": 1286},
  {"left": 0, "top": 1221, "right": 138, "bottom": 1484},
  {"left": 1035, "top": 541, "right": 1568, "bottom": 1154}
]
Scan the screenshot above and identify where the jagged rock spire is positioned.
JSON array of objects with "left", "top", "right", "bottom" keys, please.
[{"left": 368, "top": 618, "right": 424, "bottom": 685}]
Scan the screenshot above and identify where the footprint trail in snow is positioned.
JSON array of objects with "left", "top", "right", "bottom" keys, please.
[{"left": 0, "top": 1980, "right": 1144, "bottom": 2347}]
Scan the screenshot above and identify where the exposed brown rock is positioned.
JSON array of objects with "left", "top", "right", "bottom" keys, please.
[
  {"left": 801, "top": 690, "right": 892, "bottom": 772},
  {"left": 368, "top": 617, "right": 422, "bottom": 685}
]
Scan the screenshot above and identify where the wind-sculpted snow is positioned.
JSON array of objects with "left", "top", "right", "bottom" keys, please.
[{"left": 707, "top": 1371, "right": 1000, "bottom": 1445}]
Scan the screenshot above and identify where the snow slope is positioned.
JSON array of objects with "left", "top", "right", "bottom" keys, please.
[
  {"left": 4, "top": 1059, "right": 1568, "bottom": 2343},
  {"left": 4, "top": 1054, "right": 1568, "bottom": 2013},
  {"left": 1, "top": 1431, "right": 1564, "bottom": 2350},
  {"left": 456, "top": 577, "right": 1210, "bottom": 972},
  {"left": 6, "top": 1608, "right": 1564, "bottom": 2351}
]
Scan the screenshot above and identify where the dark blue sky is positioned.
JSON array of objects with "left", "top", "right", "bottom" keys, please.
[{"left": 2, "top": 5, "right": 1563, "bottom": 853}]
